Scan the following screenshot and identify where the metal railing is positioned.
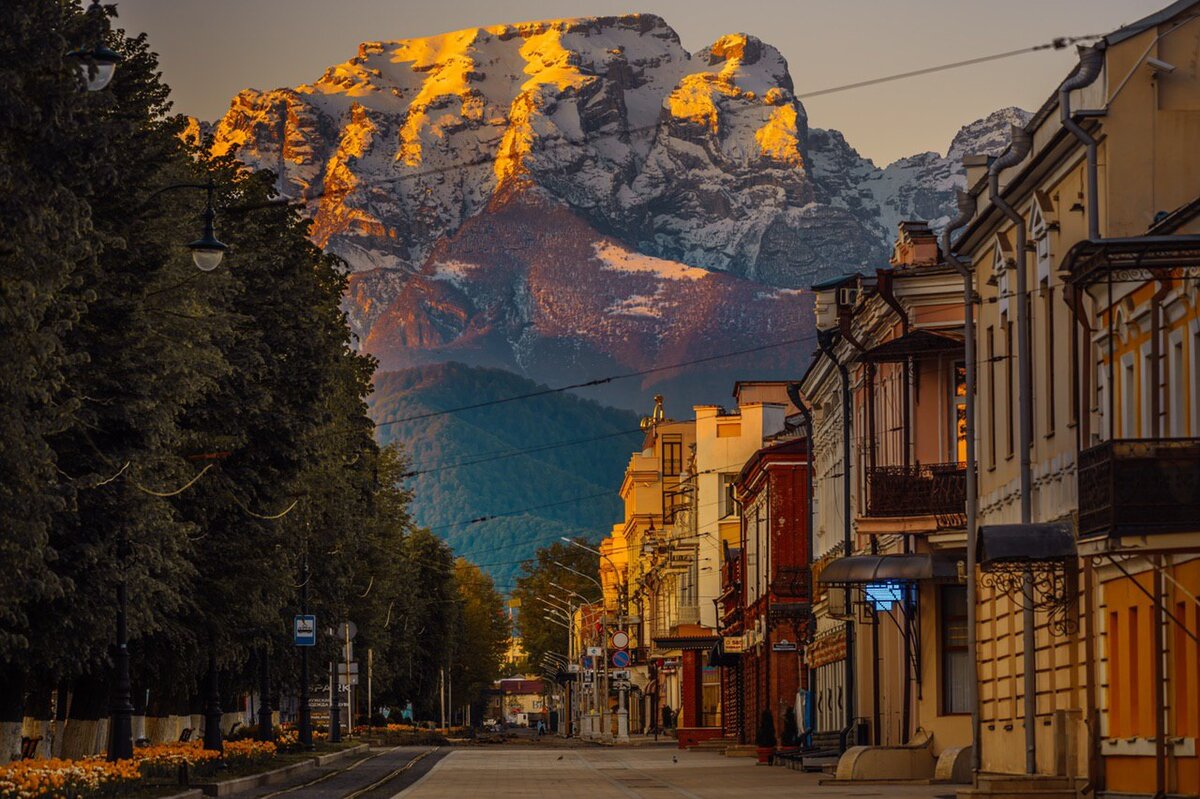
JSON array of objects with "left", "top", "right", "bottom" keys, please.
[
  {"left": 1077, "top": 437, "right": 1200, "bottom": 539},
  {"left": 864, "top": 462, "right": 966, "bottom": 527}
]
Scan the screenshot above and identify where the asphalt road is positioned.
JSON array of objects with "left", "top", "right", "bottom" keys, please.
[{"left": 247, "top": 746, "right": 446, "bottom": 799}]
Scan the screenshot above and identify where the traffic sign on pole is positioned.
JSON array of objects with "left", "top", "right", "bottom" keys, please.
[
  {"left": 610, "top": 631, "right": 629, "bottom": 650},
  {"left": 612, "top": 650, "right": 631, "bottom": 668},
  {"left": 294, "top": 615, "right": 316, "bottom": 646}
]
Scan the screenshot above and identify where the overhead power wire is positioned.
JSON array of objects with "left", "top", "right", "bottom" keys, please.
[
  {"left": 399, "top": 427, "right": 644, "bottom": 478},
  {"left": 795, "top": 37, "right": 1098, "bottom": 100},
  {"left": 375, "top": 336, "right": 811, "bottom": 427}
]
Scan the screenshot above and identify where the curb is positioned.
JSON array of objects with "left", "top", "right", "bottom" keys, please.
[{"left": 195, "top": 743, "right": 371, "bottom": 796}]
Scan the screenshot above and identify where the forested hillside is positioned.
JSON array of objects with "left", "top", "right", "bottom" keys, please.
[{"left": 370, "top": 364, "right": 644, "bottom": 590}]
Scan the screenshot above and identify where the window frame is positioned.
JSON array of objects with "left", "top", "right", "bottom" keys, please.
[{"left": 939, "top": 584, "right": 970, "bottom": 716}]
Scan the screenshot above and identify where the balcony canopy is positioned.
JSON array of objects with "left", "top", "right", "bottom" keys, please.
[
  {"left": 978, "top": 523, "right": 1075, "bottom": 565},
  {"left": 817, "top": 553, "right": 960, "bottom": 584},
  {"left": 1063, "top": 235, "right": 1200, "bottom": 287},
  {"left": 860, "top": 329, "right": 963, "bottom": 363}
]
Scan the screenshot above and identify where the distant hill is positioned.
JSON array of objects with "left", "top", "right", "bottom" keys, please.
[{"left": 369, "top": 363, "right": 644, "bottom": 590}]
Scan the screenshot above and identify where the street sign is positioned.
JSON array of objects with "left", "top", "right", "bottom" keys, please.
[
  {"left": 723, "top": 635, "right": 744, "bottom": 653},
  {"left": 567, "top": 664, "right": 581, "bottom": 673},
  {"left": 338, "top": 674, "right": 359, "bottom": 686},
  {"left": 586, "top": 646, "right": 603, "bottom": 657},
  {"left": 294, "top": 615, "right": 316, "bottom": 646},
  {"left": 612, "top": 679, "right": 630, "bottom": 691},
  {"left": 336, "top": 621, "right": 357, "bottom": 641},
  {"left": 610, "top": 670, "right": 630, "bottom": 680},
  {"left": 610, "top": 631, "right": 630, "bottom": 649},
  {"left": 337, "top": 662, "right": 359, "bottom": 674},
  {"left": 611, "top": 650, "right": 631, "bottom": 668},
  {"left": 772, "top": 639, "right": 798, "bottom": 652}
]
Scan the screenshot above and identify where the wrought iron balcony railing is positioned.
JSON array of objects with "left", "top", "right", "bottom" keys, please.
[
  {"left": 865, "top": 462, "right": 966, "bottom": 527},
  {"left": 1077, "top": 438, "right": 1200, "bottom": 539}
]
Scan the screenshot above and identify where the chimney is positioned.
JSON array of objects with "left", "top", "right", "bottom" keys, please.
[{"left": 962, "top": 154, "right": 993, "bottom": 192}]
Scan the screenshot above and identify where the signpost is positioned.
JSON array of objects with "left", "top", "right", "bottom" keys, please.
[
  {"left": 610, "top": 631, "right": 630, "bottom": 650},
  {"left": 611, "top": 650, "right": 631, "bottom": 669},
  {"left": 294, "top": 615, "right": 316, "bottom": 647},
  {"left": 772, "top": 639, "right": 798, "bottom": 652}
]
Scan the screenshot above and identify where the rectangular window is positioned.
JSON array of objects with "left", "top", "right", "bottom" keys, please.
[
  {"left": 701, "top": 665, "right": 721, "bottom": 727},
  {"left": 1005, "top": 318, "right": 1014, "bottom": 457},
  {"left": 719, "top": 473, "right": 738, "bottom": 518},
  {"left": 987, "top": 327, "right": 996, "bottom": 467},
  {"left": 716, "top": 422, "right": 741, "bottom": 439},
  {"left": 1170, "top": 336, "right": 1185, "bottom": 437},
  {"left": 953, "top": 362, "right": 967, "bottom": 463},
  {"left": 940, "top": 585, "right": 970, "bottom": 715},
  {"left": 662, "top": 437, "right": 682, "bottom": 477},
  {"left": 1043, "top": 285, "right": 1055, "bottom": 436},
  {"left": 1141, "top": 346, "right": 1154, "bottom": 436},
  {"left": 1194, "top": 325, "right": 1200, "bottom": 436},
  {"left": 1122, "top": 355, "right": 1136, "bottom": 438}
]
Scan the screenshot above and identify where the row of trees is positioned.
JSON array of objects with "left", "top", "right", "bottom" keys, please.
[
  {"left": 509, "top": 541, "right": 603, "bottom": 674},
  {"left": 0, "top": 0, "right": 506, "bottom": 759}
]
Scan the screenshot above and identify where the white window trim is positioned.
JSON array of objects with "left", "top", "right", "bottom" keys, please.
[
  {"left": 1140, "top": 342, "right": 1154, "bottom": 438},
  {"left": 1121, "top": 352, "right": 1136, "bottom": 439},
  {"left": 1168, "top": 329, "right": 1185, "bottom": 438}
]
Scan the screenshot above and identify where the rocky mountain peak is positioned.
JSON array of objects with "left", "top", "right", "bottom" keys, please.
[{"left": 203, "top": 13, "right": 1031, "bottom": 408}]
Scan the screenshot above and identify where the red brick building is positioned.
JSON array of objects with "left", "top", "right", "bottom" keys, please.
[{"left": 726, "top": 435, "right": 812, "bottom": 744}]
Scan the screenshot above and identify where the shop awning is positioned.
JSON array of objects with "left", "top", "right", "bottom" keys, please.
[
  {"left": 860, "top": 330, "right": 963, "bottom": 363},
  {"left": 978, "top": 523, "right": 1075, "bottom": 565},
  {"left": 817, "top": 553, "right": 960, "bottom": 584}
]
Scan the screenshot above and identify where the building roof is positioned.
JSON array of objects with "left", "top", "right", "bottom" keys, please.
[
  {"left": 810, "top": 272, "right": 864, "bottom": 291},
  {"left": 737, "top": 437, "right": 809, "bottom": 490},
  {"left": 498, "top": 678, "right": 545, "bottom": 694},
  {"left": 860, "top": 329, "right": 964, "bottom": 363},
  {"left": 1106, "top": 0, "right": 1199, "bottom": 45}
]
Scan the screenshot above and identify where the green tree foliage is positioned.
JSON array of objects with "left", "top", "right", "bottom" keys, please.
[
  {"left": 449, "top": 560, "right": 509, "bottom": 719},
  {"left": 0, "top": 1, "right": 510, "bottom": 748},
  {"left": 510, "top": 540, "right": 602, "bottom": 673}
]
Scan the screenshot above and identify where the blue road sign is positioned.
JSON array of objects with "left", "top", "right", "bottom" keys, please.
[
  {"left": 294, "top": 614, "right": 317, "bottom": 646},
  {"left": 611, "top": 649, "right": 631, "bottom": 668}
]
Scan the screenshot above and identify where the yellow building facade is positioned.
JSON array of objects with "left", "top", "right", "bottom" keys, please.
[{"left": 946, "top": 3, "right": 1200, "bottom": 794}]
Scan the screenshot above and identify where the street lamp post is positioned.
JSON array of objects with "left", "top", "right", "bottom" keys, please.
[
  {"left": 108, "top": 517, "right": 134, "bottom": 761},
  {"left": 298, "top": 554, "right": 313, "bottom": 749},
  {"left": 561, "top": 538, "right": 629, "bottom": 741}
]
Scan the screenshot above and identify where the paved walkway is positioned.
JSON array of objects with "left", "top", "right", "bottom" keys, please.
[{"left": 396, "top": 748, "right": 957, "bottom": 798}]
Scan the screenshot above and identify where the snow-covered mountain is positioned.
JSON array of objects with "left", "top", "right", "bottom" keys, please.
[{"left": 205, "top": 13, "right": 1026, "bottom": 408}]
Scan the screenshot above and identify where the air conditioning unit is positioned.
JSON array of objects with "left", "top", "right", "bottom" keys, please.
[{"left": 837, "top": 287, "right": 859, "bottom": 307}]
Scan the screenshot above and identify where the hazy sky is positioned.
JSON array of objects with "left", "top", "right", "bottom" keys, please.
[{"left": 116, "top": 0, "right": 1163, "bottom": 165}]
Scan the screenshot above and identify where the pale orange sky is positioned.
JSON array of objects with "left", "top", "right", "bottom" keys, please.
[{"left": 116, "top": 0, "right": 1165, "bottom": 165}]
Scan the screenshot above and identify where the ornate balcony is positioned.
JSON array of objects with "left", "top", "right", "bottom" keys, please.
[
  {"left": 1077, "top": 438, "right": 1200, "bottom": 539},
  {"left": 865, "top": 462, "right": 966, "bottom": 528}
]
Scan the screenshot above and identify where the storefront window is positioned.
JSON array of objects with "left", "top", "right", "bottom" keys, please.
[
  {"left": 940, "top": 585, "right": 970, "bottom": 714},
  {"left": 702, "top": 665, "right": 722, "bottom": 727}
]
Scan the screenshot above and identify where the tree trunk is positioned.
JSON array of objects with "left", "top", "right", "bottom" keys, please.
[
  {"left": 0, "top": 668, "right": 27, "bottom": 762},
  {"left": 60, "top": 674, "right": 108, "bottom": 759},
  {"left": 52, "top": 681, "right": 69, "bottom": 757},
  {"left": 23, "top": 684, "right": 52, "bottom": 758}
]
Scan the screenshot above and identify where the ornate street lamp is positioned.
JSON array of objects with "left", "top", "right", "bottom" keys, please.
[
  {"left": 187, "top": 183, "right": 228, "bottom": 271},
  {"left": 69, "top": 0, "right": 122, "bottom": 92}
]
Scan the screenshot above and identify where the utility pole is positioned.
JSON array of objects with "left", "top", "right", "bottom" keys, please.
[{"left": 439, "top": 668, "right": 446, "bottom": 730}]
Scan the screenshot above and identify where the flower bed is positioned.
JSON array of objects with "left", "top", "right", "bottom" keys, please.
[
  {"left": 0, "top": 757, "right": 141, "bottom": 799},
  {"left": 0, "top": 740, "right": 282, "bottom": 798}
]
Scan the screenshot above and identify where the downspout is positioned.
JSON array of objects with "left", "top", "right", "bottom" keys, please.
[
  {"left": 877, "top": 273, "right": 913, "bottom": 468},
  {"left": 878, "top": 271, "right": 912, "bottom": 742},
  {"left": 940, "top": 189, "right": 980, "bottom": 775},
  {"left": 1059, "top": 45, "right": 1106, "bottom": 241},
  {"left": 1059, "top": 45, "right": 1106, "bottom": 792},
  {"left": 817, "top": 328, "right": 856, "bottom": 744},
  {"left": 989, "top": 125, "right": 1037, "bottom": 775}
]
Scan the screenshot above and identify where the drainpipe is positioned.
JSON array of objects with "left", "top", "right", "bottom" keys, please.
[
  {"left": 1059, "top": 45, "right": 1106, "bottom": 241},
  {"left": 877, "top": 273, "right": 912, "bottom": 468},
  {"left": 940, "top": 189, "right": 980, "bottom": 775},
  {"left": 990, "top": 124, "right": 1037, "bottom": 775},
  {"left": 817, "top": 328, "right": 856, "bottom": 744}
]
